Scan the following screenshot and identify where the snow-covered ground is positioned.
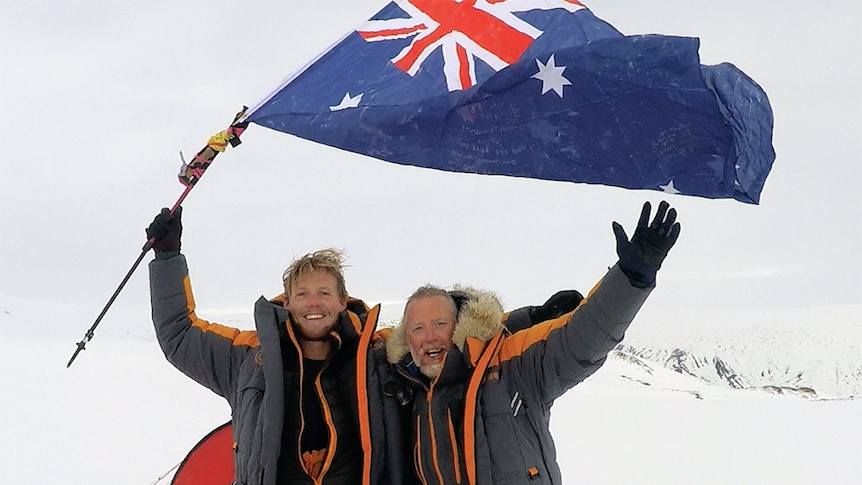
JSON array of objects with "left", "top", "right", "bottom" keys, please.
[{"left": 2, "top": 295, "right": 860, "bottom": 484}]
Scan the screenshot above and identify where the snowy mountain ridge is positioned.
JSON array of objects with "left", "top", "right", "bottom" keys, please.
[{"left": 618, "top": 304, "right": 862, "bottom": 399}]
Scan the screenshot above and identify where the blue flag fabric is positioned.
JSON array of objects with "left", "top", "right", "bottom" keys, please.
[{"left": 245, "top": 1, "right": 774, "bottom": 204}]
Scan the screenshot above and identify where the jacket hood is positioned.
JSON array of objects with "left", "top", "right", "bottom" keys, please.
[{"left": 386, "top": 285, "right": 504, "bottom": 365}]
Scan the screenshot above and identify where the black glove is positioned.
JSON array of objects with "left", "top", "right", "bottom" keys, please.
[
  {"left": 612, "top": 201, "right": 680, "bottom": 288},
  {"left": 529, "top": 289, "right": 584, "bottom": 323},
  {"left": 146, "top": 206, "right": 182, "bottom": 254}
]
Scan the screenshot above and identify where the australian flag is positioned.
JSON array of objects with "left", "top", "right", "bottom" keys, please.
[{"left": 245, "top": 0, "right": 775, "bottom": 204}]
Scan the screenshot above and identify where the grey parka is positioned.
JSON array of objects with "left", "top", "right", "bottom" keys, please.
[
  {"left": 149, "top": 254, "right": 406, "bottom": 485},
  {"left": 384, "top": 264, "right": 652, "bottom": 485}
]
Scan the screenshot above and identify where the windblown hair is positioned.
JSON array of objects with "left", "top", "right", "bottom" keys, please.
[
  {"left": 400, "top": 284, "right": 458, "bottom": 328},
  {"left": 282, "top": 248, "right": 348, "bottom": 301}
]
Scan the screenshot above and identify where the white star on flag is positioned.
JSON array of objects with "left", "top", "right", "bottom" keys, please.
[
  {"left": 330, "top": 92, "right": 363, "bottom": 111},
  {"left": 660, "top": 180, "right": 681, "bottom": 195},
  {"left": 531, "top": 54, "right": 571, "bottom": 97}
]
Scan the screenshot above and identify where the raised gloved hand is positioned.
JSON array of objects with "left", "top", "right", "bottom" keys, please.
[
  {"left": 529, "top": 289, "right": 584, "bottom": 324},
  {"left": 612, "top": 201, "right": 680, "bottom": 288},
  {"left": 146, "top": 206, "right": 182, "bottom": 255}
]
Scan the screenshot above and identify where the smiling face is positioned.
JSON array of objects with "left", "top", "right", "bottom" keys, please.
[
  {"left": 404, "top": 294, "right": 457, "bottom": 379},
  {"left": 285, "top": 269, "right": 347, "bottom": 343}
]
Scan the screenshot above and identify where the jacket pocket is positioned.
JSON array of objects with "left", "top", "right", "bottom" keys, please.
[
  {"left": 233, "top": 370, "right": 266, "bottom": 485},
  {"left": 481, "top": 387, "right": 547, "bottom": 484}
]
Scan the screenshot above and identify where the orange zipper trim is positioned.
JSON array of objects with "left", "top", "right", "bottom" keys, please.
[
  {"left": 463, "top": 331, "right": 503, "bottom": 485},
  {"left": 447, "top": 408, "right": 462, "bottom": 484},
  {"left": 353, "top": 305, "right": 379, "bottom": 485},
  {"left": 415, "top": 415, "right": 429, "bottom": 485},
  {"left": 426, "top": 384, "right": 446, "bottom": 485}
]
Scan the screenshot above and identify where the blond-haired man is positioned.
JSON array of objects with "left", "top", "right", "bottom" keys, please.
[{"left": 147, "top": 207, "right": 398, "bottom": 485}]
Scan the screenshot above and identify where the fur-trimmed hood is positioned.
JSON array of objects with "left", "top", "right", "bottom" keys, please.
[{"left": 386, "top": 285, "right": 504, "bottom": 365}]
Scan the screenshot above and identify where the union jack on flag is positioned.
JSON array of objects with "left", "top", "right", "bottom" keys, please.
[
  {"left": 358, "top": 0, "right": 585, "bottom": 91},
  {"left": 245, "top": 1, "right": 775, "bottom": 204}
]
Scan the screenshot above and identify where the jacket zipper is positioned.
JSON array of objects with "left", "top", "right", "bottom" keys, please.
[
  {"left": 312, "top": 366, "right": 337, "bottom": 485},
  {"left": 415, "top": 415, "right": 429, "bottom": 485},
  {"left": 447, "top": 408, "right": 462, "bottom": 484},
  {"left": 353, "top": 307, "right": 378, "bottom": 485},
  {"left": 296, "top": 356, "right": 336, "bottom": 485},
  {"left": 295, "top": 343, "right": 309, "bottom": 479},
  {"left": 426, "top": 384, "right": 446, "bottom": 485}
]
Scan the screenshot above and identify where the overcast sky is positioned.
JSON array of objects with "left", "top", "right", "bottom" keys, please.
[{"left": 2, "top": 1, "right": 859, "bottom": 334}]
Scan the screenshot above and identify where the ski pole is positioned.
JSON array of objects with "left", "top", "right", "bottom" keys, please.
[{"left": 67, "top": 107, "right": 249, "bottom": 368}]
